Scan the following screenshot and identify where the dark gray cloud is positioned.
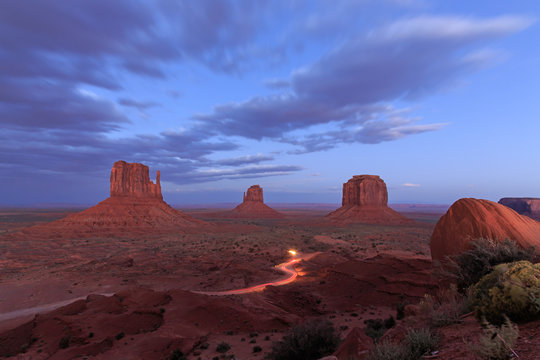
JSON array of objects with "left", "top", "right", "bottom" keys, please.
[
  {"left": 118, "top": 98, "right": 161, "bottom": 112},
  {"left": 195, "top": 15, "right": 531, "bottom": 148}
]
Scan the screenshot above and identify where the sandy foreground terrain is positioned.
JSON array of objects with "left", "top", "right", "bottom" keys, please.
[{"left": 1, "top": 207, "right": 538, "bottom": 359}]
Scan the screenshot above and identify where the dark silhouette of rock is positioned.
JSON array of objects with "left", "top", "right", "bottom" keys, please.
[
  {"left": 499, "top": 197, "right": 540, "bottom": 221},
  {"left": 228, "top": 185, "right": 284, "bottom": 218},
  {"left": 430, "top": 198, "right": 540, "bottom": 261},
  {"left": 326, "top": 175, "right": 413, "bottom": 225},
  {"left": 20, "top": 161, "right": 209, "bottom": 238},
  {"left": 110, "top": 160, "right": 162, "bottom": 199}
]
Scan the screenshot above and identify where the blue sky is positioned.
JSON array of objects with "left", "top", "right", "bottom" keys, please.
[{"left": 1, "top": 0, "right": 539, "bottom": 206}]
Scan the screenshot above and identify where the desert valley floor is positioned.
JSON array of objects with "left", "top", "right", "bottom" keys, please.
[{"left": 1, "top": 206, "right": 539, "bottom": 360}]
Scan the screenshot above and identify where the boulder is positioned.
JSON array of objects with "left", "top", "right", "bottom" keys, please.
[{"left": 430, "top": 198, "right": 540, "bottom": 261}]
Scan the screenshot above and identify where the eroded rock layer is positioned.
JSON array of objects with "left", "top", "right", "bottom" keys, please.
[
  {"left": 19, "top": 161, "right": 208, "bottom": 238},
  {"left": 430, "top": 198, "right": 540, "bottom": 260},
  {"left": 230, "top": 185, "right": 284, "bottom": 218},
  {"left": 326, "top": 175, "right": 412, "bottom": 225},
  {"left": 499, "top": 197, "right": 540, "bottom": 221}
]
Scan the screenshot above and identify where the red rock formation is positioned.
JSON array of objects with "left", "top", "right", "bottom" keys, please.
[
  {"left": 499, "top": 197, "right": 540, "bottom": 221},
  {"left": 243, "top": 185, "right": 264, "bottom": 202},
  {"left": 333, "top": 327, "right": 373, "bottom": 359},
  {"left": 430, "top": 198, "right": 540, "bottom": 261},
  {"left": 227, "top": 185, "right": 284, "bottom": 218},
  {"left": 110, "top": 160, "right": 162, "bottom": 199},
  {"left": 326, "top": 175, "right": 412, "bottom": 225},
  {"left": 20, "top": 161, "right": 209, "bottom": 238}
]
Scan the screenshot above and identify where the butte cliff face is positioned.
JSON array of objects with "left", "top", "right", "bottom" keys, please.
[
  {"left": 326, "top": 175, "right": 412, "bottom": 225},
  {"left": 21, "top": 161, "right": 208, "bottom": 238},
  {"left": 229, "top": 185, "right": 284, "bottom": 218},
  {"left": 499, "top": 197, "right": 540, "bottom": 221},
  {"left": 430, "top": 198, "right": 540, "bottom": 261},
  {"left": 110, "top": 161, "right": 162, "bottom": 199}
]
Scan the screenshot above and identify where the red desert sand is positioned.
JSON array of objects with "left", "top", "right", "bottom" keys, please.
[{"left": 430, "top": 197, "right": 540, "bottom": 260}]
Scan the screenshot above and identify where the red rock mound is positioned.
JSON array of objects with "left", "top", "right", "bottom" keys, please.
[
  {"left": 326, "top": 175, "right": 413, "bottom": 225},
  {"left": 430, "top": 198, "right": 540, "bottom": 261},
  {"left": 333, "top": 327, "right": 373, "bottom": 359},
  {"left": 222, "top": 185, "right": 284, "bottom": 219},
  {"left": 499, "top": 197, "right": 540, "bottom": 221},
  {"left": 20, "top": 161, "right": 208, "bottom": 238}
]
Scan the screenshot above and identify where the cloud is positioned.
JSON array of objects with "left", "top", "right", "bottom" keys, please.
[
  {"left": 118, "top": 98, "right": 161, "bottom": 112},
  {"left": 264, "top": 78, "right": 290, "bottom": 90},
  {"left": 215, "top": 154, "right": 275, "bottom": 166},
  {"left": 195, "top": 15, "right": 531, "bottom": 149},
  {"left": 180, "top": 164, "right": 303, "bottom": 183},
  {"left": 402, "top": 183, "right": 421, "bottom": 187}
]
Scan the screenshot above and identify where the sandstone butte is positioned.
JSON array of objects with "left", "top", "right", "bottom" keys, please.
[
  {"left": 325, "top": 175, "right": 413, "bottom": 225},
  {"left": 430, "top": 198, "right": 540, "bottom": 261},
  {"left": 228, "top": 185, "right": 284, "bottom": 218},
  {"left": 20, "top": 161, "right": 208, "bottom": 238},
  {"left": 499, "top": 197, "right": 540, "bottom": 221}
]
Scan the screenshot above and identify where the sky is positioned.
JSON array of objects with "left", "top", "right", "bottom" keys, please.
[{"left": 1, "top": 0, "right": 539, "bottom": 206}]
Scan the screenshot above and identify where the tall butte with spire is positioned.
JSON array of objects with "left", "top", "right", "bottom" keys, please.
[
  {"left": 326, "top": 175, "right": 413, "bottom": 225},
  {"left": 229, "top": 185, "right": 284, "bottom": 218},
  {"left": 21, "top": 160, "right": 208, "bottom": 238}
]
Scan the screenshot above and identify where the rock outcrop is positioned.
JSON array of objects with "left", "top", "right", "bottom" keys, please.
[
  {"left": 326, "top": 175, "right": 413, "bottom": 225},
  {"left": 430, "top": 198, "right": 540, "bottom": 261},
  {"left": 20, "top": 161, "right": 209, "bottom": 238},
  {"left": 229, "top": 185, "right": 284, "bottom": 218},
  {"left": 110, "top": 161, "right": 162, "bottom": 199},
  {"left": 499, "top": 197, "right": 540, "bottom": 221}
]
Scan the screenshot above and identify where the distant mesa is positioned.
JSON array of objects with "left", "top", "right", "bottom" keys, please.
[
  {"left": 430, "top": 198, "right": 540, "bottom": 261},
  {"left": 20, "top": 160, "right": 208, "bottom": 238},
  {"left": 326, "top": 175, "right": 413, "bottom": 225},
  {"left": 499, "top": 197, "right": 540, "bottom": 221},
  {"left": 228, "top": 185, "right": 285, "bottom": 219}
]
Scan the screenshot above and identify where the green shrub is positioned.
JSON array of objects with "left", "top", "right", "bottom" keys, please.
[
  {"left": 445, "top": 238, "right": 535, "bottom": 290},
  {"left": 470, "top": 260, "right": 540, "bottom": 324},
  {"left": 266, "top": 319, "right": 340, "bottom": 360},
  {"left": 473, "top": 316, "right": 519, "bottom": 360}
]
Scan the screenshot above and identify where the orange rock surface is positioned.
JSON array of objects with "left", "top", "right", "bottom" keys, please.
[
  {"left": 430, "top": 198, "right": 540, "bottom": 260},
  {"left": 326, "top": 175, "right": 413, "bottom": 225}
]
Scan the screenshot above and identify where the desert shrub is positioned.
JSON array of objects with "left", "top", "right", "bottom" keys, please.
[
  {"left": 169, "top": 349, "right": 187, "bottom": 360},
  {"left": 470, "top": 260, "right": 540, "bottom": 324},
  {"left": 364, "top": 316, "right": 396, "bottom": 342},
  {"left": 216, "top": 342, "right": 231, "bottom": 353},
  {"left": 365, "top": 341, "right": 407, "bottom": 360},
  {"left": 403, "top": 328, "right": 439, "bottom": 359},
  {"left": 59, "top": 336, "right": 70, "bottom": 349},
  {"left": 266, "top": 319, "right": 340, "bottom": 360},
  {"left": 472, "top": 316, "right": 519, "bottom": 360},
  {"left": 366, "top": 328, "right": 438, "bottom": 360},
  {"left": 445, "top": 238, "right": 535, "bottom": 290},
  {"left": 253, "top": 345, "right": 262, "bottom": 353},
  {"left": 418, "top": 284, "right": 471, "bottom": 327},
  {"left": 115, "top": 332, "right": 125, "bottom": 340}
]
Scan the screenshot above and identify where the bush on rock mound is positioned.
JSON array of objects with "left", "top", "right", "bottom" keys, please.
[{"left": 470, "top": 260, "right": 540, "bottom": 325}]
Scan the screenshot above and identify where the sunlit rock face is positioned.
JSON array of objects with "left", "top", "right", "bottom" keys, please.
[
  {"left": 430, "top": 198, "right": 540, "bottom": 261},
  {"left": 110, "top": 160, "right": 162, "bottom": 199},
  {"left": 326, "top": 175, "right": 413, "bottom": 225},
  {"left": 499, "top": 197, "right": 540, "bottom": 221}
]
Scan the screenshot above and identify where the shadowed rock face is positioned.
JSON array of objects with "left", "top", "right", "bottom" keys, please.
[
  {"left": 110, "top": 160, "right": 162, "bottom": 199},
  {"left": 499, "top": 198, "right": 540, "bottom": 221},
  {"left": 243, "top": 185, "right": 263, "bottom": 203},
  {"left": 430, "top": 198, "right": 540, "bottom": 261},
  {"left": 326, "top": 175, "right": 412, "bottom": 225},
  {"left": 342, "top": 175, "right": 388, "bottom": 206}
]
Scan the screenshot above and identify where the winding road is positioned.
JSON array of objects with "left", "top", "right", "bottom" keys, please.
[{"left": 0, "top": 252, "right": 316, "bottom": 324}]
